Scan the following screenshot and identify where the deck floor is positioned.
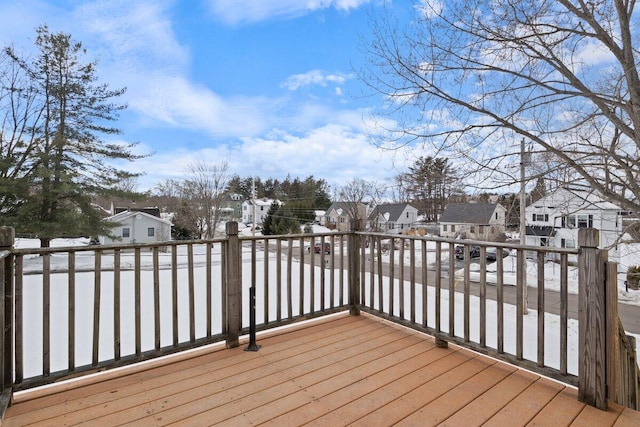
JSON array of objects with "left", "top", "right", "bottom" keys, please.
[{"left": 4, "top": 312, "right": 640, "bottom": 426}]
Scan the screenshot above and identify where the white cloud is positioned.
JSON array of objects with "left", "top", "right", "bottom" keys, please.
[
  {"left": 415, "top": 0, "right": 443, "bottom": 19},
  {"left": 130, "top": 121, "right": 399, "bottom": 190},
  {"left": 126, "top": 73, "right": 279, "bottom": 136},
  {"left": 281, "top": 70, "right": 352, "bottom": 90},
  {"left": 205, "top": 0, "right": 372, "bottom": 25}
]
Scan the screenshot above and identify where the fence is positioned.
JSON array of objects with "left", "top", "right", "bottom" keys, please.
[{"left": 0, "top": 223, "right": 637, "bottom": 415}]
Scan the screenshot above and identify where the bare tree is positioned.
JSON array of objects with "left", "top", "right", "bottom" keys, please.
[
  {"left": 364, "top": 1, "right": 640, "bottom": 213},
  {"left": 390, "top": 174, "right": 410, "bottom": 203},
  {"left": 0, "top": 48, "right": 41, "bottom": 216},
  {"left": 339, "top": 178, "right": 377, "bottom": 229},
  {"left": 183, "top": 160, "right": 230, "bottom": 239}
]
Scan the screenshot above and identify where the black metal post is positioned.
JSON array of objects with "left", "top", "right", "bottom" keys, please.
[{"left": 244, "top": 285, "right": 261, "bottom": 352}]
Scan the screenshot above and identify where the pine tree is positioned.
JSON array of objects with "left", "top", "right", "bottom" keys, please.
[
  {"left": 4, "top": 26, "right": 143, "bottom": 246},
  {"left": 261, "top": 201, "right": 279, "bottom": 235},
  {"left": 404, "top": 157, "right": 460, "bottom": 221}
]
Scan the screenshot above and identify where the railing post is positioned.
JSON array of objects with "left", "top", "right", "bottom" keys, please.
[
  {"left": 226, "top": 222, "right": 241, "bottom": 348},
  {"left": 578, "top": 228, "right": 607, "bottom": 410},
  {"left": 606, "top": 261, "right": 620, "bottom": 404},
  {"left": 348, "top": 220, "right": 361, "bottom": 316},
  {"left": 627, "top": 336, "right": 638, "bottom": 409},
  {"left": 0, "top": 226, "right": 15, "bottom": 415}
]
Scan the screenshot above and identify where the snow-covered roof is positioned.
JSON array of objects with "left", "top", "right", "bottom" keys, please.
[
  {"left": 243, "top": 198, "right": 280, "bottom": 207},
  {"left": 106, "top": 210, "right": 173, "bottom": 226},
  {"left": 368, "top": 203, "right": 416, "bottom": 222},
  {"left": 440, "top": 203, "right": 503, "bottom": 224},
  {"left": 529, "top": 187, "right": 622, "bottom": 212}
]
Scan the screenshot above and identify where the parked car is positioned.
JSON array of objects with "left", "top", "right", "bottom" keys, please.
[
  {"left": 455, "top": 244, "right": 510, "bottom": 261},
  {"left": 311, "top": 242, "right": 331, "bottom": 254},
  {"left": 486, "top": 247, "right": 510, "bottom": 261},
  {"left": 454, "top": 244, "right": 480, "bottom": 259}
]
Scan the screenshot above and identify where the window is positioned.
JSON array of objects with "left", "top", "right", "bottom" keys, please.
[
  {"left": 479, "top": 225, "right": 484, "bottom": 234},
  {"left": 451, "top": 225, "right": 456, "bottom": 232},
  {"left": 443, "top": 225, "right": 447, "bottom": 232},
  {"left": 470, "top": 226, "right": 475, "bottom": 233},
  {"left": 540, "top": 237, "right": 548, "bottom": 247},
  {"left": 495, "top": 212, "right": 499, "bottom": 219},
  {"left": 561, "top": 238, "right": 576, "bottom": 248},
  {"left": 406, "top": 212, "right": 409, "bottom": 218},
  {"left": 533, "top": 214, "right": 548, "bottom": 222},
  {"left": 577, "top": 214, "right": 593, "bottom": 228},
  {"left": 565, "top": 215, "right": 576, "bottom": 228},
  {"left": 147, "top": 227, "right": 155, "bottom": 237},
  {"left": 122, "top": 228, "right": 130, "bottom": 238}
]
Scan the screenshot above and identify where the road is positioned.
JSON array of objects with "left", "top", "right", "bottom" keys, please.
[{"left": 303, "top": 250, "right": 640, "bottom": 335}]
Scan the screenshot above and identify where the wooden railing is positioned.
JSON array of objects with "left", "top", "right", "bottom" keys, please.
[
  {"left": 351, "top": 230, "right": 579, "bottom": 386},
  {"left": 0, "top": 227, "right": 14, "bottom": 418},
  {"left": 605, "top": 258, "right": 640, "bottom": 410},
  {"left": 0, "top": 223, "right": 638, "bottom": 415}
]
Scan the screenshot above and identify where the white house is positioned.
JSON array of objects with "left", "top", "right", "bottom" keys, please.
[
  {"left": 101, "top": 210, "right": 172, "bottom": 245},
  {"left": 314, "top": 210, "right": 326, "bottom": 226},
  {"left": 368, "top": 203, "right": 419, "bottom": 234},
  {"left": 242, "top": 198, "right": 280, "bottom": 226},
  {"left": 524, "top": 186, "right": 627, "bottom": 251},
  {"left": 439, "top": 203, "right": 507, "bottom": 241}
]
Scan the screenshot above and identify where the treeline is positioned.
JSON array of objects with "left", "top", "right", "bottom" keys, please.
[{"left": 227, "top": 175, "right": 332, "bottom": 224}]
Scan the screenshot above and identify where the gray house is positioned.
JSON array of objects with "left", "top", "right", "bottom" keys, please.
[
  {"left": 101, "top": 209, "right": 172, "bottom": 245},
  {"left": 368, "top": 203, "right": 419, "bottom": 234},
  {"left": 439, "top": 203, "right": 507, "bottom": 241},
  {"left": 326, "top": 202, "right": 367, "bottom": 232}
]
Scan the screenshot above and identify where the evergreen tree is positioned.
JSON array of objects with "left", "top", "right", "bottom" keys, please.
[
  {"left": 3, "top": 26, "right": 143, "bottom": 246},
  {"left": 261, "top": 201, "right": 279, "bottom": 235},
  {"left": 262, "top": 201, "right": 300, "bottom": 235},
  {"left": 403, "top": 157, "right": 460, "bottom": 221}
]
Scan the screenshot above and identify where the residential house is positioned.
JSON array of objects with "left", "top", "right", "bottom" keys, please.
[
  {"left": 524, "top": 186, "right": 627, "bottom": 251},
  {"left": 242, "top": 198, "right": 280, "bottom": 226},
  {"left": 221, "top": 193, "right": 245, "bottom": 220},
  {"left": 314, "top": 210, "right": 326, "bottom": 226},
  {"left": 439, "top": 203, "right": 507, "bottom": 241},
  {"left": 325, "top": 202, "right": 367, "bottom": 232},
  {"left": 101, "top": 209, "right": 172, "bottom": 245},
  {"left": 368, "top": 203, "right": 419, "bottom": 234}
]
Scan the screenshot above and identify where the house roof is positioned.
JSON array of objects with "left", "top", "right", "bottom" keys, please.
[
  {"left": 529, "top": 186, "right": 622, "bottom": 211},
  {"left": 526, "top": 226, "right": 556, "bottom": 237},
  {"left": 440, "top": 203, "right": 502, "bottom": 224},
  {"left": 368, "top": 203, "right": 416, "bottom": 222},
  {"left": 106, "top": 210, "right": 173, "bottom": 226},
  {"left": 114, "top": 206, "right": 161, "bottom": 218},
  {"left": 326, "top": 202, "right": 364, "bottom": 216},
  {"left": 243, "top": 198, "right": 279, "bottom": 207}
]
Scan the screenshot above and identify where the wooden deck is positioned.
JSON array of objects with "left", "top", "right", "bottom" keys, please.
[{"left": 3, "top": 312, "right": 640, "bottom": 426}]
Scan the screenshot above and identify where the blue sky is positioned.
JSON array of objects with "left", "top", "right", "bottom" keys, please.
[{"left": 1, "top": 0, "right": 419, "bottom": 192}]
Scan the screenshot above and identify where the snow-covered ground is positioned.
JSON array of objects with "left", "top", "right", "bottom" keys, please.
[{"left": 11, "top": 235, "right": 640, "bottom": 380}]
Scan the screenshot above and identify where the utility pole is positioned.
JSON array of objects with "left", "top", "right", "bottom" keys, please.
[
  {"left": 252, "top": 178, "right": 256, "bottom": 237},
  {"left": 520, "top": 138, "right": 529, "bottom": 314}
]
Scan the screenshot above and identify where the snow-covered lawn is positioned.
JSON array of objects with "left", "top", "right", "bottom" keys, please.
[{"left": 12, "top": 236, "right": 640, "bottom": 380}]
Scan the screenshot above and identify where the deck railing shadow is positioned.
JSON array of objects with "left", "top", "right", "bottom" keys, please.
[{"left": 0, "top": 222, "right": 638, "bottom": 420}]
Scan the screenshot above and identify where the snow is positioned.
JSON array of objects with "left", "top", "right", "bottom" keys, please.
[{"left": 11, "top": 236, "right": 640, "bottom": 381}]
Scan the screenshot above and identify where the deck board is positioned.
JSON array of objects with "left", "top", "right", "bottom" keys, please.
[{"left": 3, "top": 312, "right": 640, "bottom": 427}]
